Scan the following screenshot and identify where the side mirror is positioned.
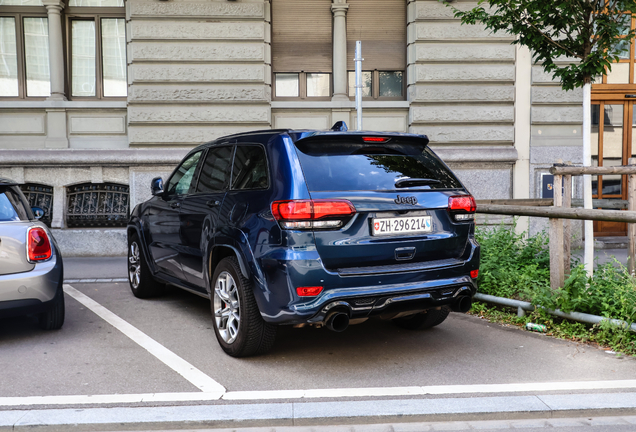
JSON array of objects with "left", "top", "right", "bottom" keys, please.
[
  {"left": 151, "top": 177, "right": 164, "bottom": 197},
  {"left": 31, "top": 207, "right": 45, "bottom": 220}
]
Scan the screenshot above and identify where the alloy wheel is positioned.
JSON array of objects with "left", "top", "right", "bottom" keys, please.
[
  {"left": 214, "top": 271, "right": 241, "bottom": 344},
  {"left": 128, "top": 241, "right": 141, "bottom": 289}
]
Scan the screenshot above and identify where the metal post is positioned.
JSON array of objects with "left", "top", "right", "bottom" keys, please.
[
  {"left": 355, "top": 41, "right": 363, "bottom": 130},
  {"left": 582, "top": 82, "right": 594, "bottom": 278},
  {"left": 629, "top": 158, "right": 636, "bottom": 275},
  {"left": 550, "top": 173, "right": 565, "bottom": 290},
  {"left": 563, "top": 164, "right": 572, "bottom": 276}
]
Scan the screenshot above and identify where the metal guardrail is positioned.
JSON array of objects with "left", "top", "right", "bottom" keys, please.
[{"left": 474, "top": 293, "right": 636, "bottom": 333}]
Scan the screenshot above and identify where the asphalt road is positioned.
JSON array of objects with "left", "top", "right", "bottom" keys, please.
[{"left": 1, "top": 257, "right": 636, "bottom": 430}]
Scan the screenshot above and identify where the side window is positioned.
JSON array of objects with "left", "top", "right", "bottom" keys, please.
[
  {"left": 0, "top": 187, "right": 29, "bottom": 222},
  {"left": 196, "top": 146, "right": 233, "bottom": 193},
  {"left": 231, "top": 145, "right": 269, "bottom": 190},
  {"left": 166, "top": 151, "right": 202, "bottom": 197}
]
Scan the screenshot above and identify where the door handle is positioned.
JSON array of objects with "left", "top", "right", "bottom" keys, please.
[
  {"left": 206, "top": 200, "right": 221, "bottom": 207},
  {"left": 170, "top": 202, "right": 181, "bottom": 209}
]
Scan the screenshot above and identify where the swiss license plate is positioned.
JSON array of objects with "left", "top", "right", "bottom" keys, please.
[{"left": 371, "top": 216, "right": 432, "bottom": 236}]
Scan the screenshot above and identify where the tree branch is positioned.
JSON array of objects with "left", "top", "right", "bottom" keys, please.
[{"left": 520, "top": 12, "right": 581, "bottom": 58}]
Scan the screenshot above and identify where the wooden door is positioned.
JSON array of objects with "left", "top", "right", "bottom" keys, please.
[{"left": 591, "top": 101, "right": 633, "bottom": 236}]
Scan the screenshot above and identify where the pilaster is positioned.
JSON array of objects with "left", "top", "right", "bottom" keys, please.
[
  {"left": 42, "top": 0, "right": 66, "bottom": 101},
  {"left": 331, "top": 0, "right": 349, "bottom": 102}
]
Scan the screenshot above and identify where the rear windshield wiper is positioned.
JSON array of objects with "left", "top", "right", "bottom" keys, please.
[{"left": 395, "top": 178, "right": 441, "bottom": 188}]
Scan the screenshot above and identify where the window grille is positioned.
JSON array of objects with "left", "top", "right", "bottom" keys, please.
[
  {"left": 20, "top": 183, "right": 53, "bottom": 227},
  {"left": 66, "top": 182, "right": 128, "bottom": 227}
]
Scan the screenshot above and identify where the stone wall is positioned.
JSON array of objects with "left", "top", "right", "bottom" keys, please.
[
  {"left": 127, "top": 0, "right": 272, "bottom": 146},
  {"left": 407, "top": 0, "right": 518, "bottom": 200}
]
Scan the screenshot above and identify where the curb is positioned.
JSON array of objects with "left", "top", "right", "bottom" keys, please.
[{"left": 2, "top": 392, "right": 636, "bottom": 431}]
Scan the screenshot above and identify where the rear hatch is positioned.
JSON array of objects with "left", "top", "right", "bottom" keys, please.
[
  {"left": 0, "top": 186, "right": 35, "bottom": 275},
  {"left": 293, "top": 134, "right": 473, "bottom": 273}
]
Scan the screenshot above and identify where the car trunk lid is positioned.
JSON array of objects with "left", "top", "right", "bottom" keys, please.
[{"left": 0, "top": 223, "right": 35, "bottom": 275}]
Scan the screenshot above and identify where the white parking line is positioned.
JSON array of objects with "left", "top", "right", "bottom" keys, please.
[
  {"left": 3, "top": 379, "right": 636, "bottom": 407},
  {"left": 63, "top": 284, "right": 226, "bottom": 397}
]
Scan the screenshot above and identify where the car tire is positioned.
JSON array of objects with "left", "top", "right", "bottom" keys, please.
[
  {"left": 38, "top": 288, "right": 65, "bottom": 330},
  {"left": 211, "top": 257, "right": 276, "bottom": 357},
  {"left": 392, "top": 306, "right": 451, "bottom": 330},
  {"left": 128, "top": 233, "right": 164, "bottom": 299}
]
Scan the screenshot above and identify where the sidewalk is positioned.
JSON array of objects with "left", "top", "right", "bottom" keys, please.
[{"left": 2, "top": 393, "right": 636, "bottom": 431}]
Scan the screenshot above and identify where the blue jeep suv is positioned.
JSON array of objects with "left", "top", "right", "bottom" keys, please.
[{"left": 127, "top": 124, "right": 480, "bottom": 357}]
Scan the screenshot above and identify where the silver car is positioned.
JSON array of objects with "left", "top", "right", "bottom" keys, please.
[{"left": 0, "top": 178, "right": 64, "bottom": 329}]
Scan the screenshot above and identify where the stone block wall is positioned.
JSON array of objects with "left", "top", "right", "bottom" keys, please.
[
  {"left": 127, "top": 0, "right": 272, "bottom": 146},
  {"left": 407, "top": 0, "right": 518, "bottom": 199}
]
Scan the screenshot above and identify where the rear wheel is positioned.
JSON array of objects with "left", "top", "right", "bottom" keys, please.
[
  {"left": 211, "top": 257, "right": 276, "bottom": 357},
  {"left": 39, "top": 289, "right": 65, "bottom": 330},
  {"left": 393, "top": 306, "right": 451, "bottom": 330},
  {"left": 128, "top": 233, "right": 164, "bottom": 298}
]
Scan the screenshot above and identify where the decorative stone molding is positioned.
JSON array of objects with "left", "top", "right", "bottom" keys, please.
[
  {"left": 0, "top": 149, "right": 189, "bottom": 166},
  {"left": 410, "top": 85, "right": 515, "bottom": 102},
  {"left": 414, "top": 1, "right": 475, "bottom": 20},
  {"left": 414, "top": 21, "right": 513, "bottom": 41},
  {"left": 413, "top": 43, "right": 515, "bottom": 63},
  {"left": 128, "top": 85, "right": 270, "bottom": 102},
  {"left": 42, "top": 0, "right": 66, "bottom": 101},
  {"left": 531, "top": 106, "right": 583, "bottom": 124},
  {"left": 128, "top": 126, "right": 257, "bottom": 145},
  {"left": 411, "top": 105, "right": 514, "bottom": 123},
  {"left": 414, "top": 126, "right": 515, "bottom": 144},
  {"left": 129, "top": 2, "right": 264, "bottom": 18},
  {"left": 531, "top": 87, "right": 583, "bottom": 104},
  {"left": 415, "top": 64, "right": 515, "bottom": 83},
  {"left": 131, "top": 64, "right": 265, "bottom": 83},
  {"left": 130, "top": 42, "right": 265, "bottom": 62},
  {"left": 128, "top": 105, "right": 270, "bottom": 123},
  {"left": 130, "top": 21, "right": 264, "bottom": 40},
  {"left": 431, "top": 145, "right": 518, "bottom": 164}
]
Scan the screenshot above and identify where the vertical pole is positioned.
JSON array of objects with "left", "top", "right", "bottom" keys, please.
[
  {"left": 550, "top": 173, "right": 565, "bottom": 290},
  {"left": 355, "top": 41, "right": 363, "bottom": 131},
  {"left": 563, "top": 168, "right": 572, "bottom": 276},
  {"left": 629, "top": 158, "right": 636, "bottom": 275},
  {"left": 582, "top": 82, "right": 594, "bottom": 278}
]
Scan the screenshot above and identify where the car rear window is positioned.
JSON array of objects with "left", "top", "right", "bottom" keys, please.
[
  {"left": 0, "top": 187, "right": 29, "bottom": 222},
  {"left": 294, "top": 139, "right": 462, "bottom": 192}
]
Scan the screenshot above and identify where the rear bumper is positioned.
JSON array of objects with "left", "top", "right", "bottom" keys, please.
[
  {"left": 255, "top": 238, "right": 479, "bottom": 324},
  {"left": 0, "top": 249, "right": 63, "bottom": 318}
]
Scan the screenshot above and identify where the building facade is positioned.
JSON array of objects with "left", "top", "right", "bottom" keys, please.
[{"left": 0, "top": 0, "right": 590, "bottom": 255}]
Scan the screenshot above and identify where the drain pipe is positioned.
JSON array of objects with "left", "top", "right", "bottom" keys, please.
[{"left": 474, "top": 292, "right": 636, "bottom": 333}]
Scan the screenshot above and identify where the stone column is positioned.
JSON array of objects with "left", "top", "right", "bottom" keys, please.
[
  {"left": 331, "top": 0, "right": 349, "bottom": 102},
  {"left": 42, "top": 0, "right": 66, "bottom": 101}
]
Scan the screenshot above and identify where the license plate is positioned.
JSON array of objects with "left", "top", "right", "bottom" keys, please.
[{"left": 371, "top": 216, "right": 432, "bottom": 236}]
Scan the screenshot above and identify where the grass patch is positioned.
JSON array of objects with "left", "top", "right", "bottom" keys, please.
[{"left": 474, "top": 222, "right": 636, "bottom": 356}]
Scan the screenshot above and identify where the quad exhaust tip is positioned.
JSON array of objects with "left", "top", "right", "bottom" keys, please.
[{"left": 451, "top": 295, "right": 472, "bottom": 313}]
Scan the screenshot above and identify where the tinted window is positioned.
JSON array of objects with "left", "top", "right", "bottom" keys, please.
[
  {"left": 197, "top": 146, "right": 233, "bottom": 193},
  {"left": 166, "top": 151, "right": 202, "bottom": 196},
  {"left": 294, "top": 140, "right": 462, "bottom": 192},
  {"left": 0, "top": 187, "right": 29, "bottom": 222},
  {"left": 231, "top": 145, "right": 269, "bottom": 190}
]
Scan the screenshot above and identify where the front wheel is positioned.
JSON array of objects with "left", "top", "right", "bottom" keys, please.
[
  {"left": 128, "top": 233, "right": 164, "bottom": 298},
  {"left": 393, "top": 306, "right": 451, "bottom": 330},
  {"left": 211, "top": 257, "right": 276, "bottom": 357}
]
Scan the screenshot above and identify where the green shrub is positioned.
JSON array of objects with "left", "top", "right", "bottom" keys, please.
[{"left": 475, "top": 222, "right": 636, "bottom": 355}]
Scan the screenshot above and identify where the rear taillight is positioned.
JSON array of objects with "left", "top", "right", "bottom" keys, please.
[
  {"left": 27, "top": 226, "right": 52, "bottom": 262},
  {"left": 470, "top": 269, "right": 479, "bottom": 279},
  {"left": 271, "top": 200, "right": 355, "bottom": 230},
  {"left": 448, "top": 195, "right": 476, "bottom": 222}
]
